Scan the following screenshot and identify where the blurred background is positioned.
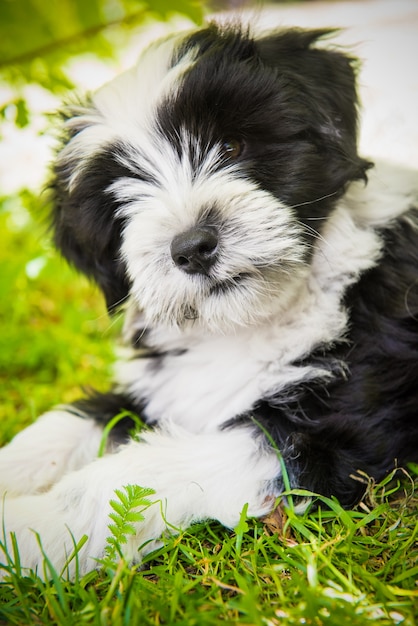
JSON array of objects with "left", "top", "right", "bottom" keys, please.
[{"left": 0, "top": 0, "right": 417, "bottom": 441}]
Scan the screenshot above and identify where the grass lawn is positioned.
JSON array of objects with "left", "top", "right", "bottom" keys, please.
[{"left": 0, "top": 194, "right": 417, "bottom": 625}]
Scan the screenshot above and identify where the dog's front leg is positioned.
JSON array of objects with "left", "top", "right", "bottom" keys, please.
[
  {"left": 0, "top": 410, "right": 104, "bottom": 497},
  {"left": 0, "top": 425, "right": 280, "bottom": 579}
]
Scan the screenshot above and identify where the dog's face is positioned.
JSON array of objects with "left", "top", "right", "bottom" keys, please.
[{"left": 51, "top": 24, "right": 369, "bottom": 332}]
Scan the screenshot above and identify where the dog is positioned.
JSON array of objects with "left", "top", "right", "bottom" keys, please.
[{"left": 1, "top": 21, "right": 418, "bottom": 579}]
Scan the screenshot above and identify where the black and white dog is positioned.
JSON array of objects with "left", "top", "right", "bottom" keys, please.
[{"left": 1, "top": 22, "right": 418, "bottom": 578}]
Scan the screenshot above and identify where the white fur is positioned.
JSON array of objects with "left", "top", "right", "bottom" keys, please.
[
  {"left": 117, "top": 159, "right": 308, "bottom": 330},
  {"left": 0, "top": 411, "right": 102, "bottom": 497},
  {"left": 344, "top": 160, "right": 418, "bottom": 226},
  {"left": 60, "top": 34, "right": 193, "bottom": 191}
]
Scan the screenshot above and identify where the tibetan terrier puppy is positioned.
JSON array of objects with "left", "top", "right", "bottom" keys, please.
[{"left": 1, "top": 21, "right": 418, "bottom": 578}]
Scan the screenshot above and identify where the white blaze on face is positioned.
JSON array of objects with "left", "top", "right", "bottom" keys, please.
[{"left": 57, "top": 33, "right": 194, "bottom": 191}]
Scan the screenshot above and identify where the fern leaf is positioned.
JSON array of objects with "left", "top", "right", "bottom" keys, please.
[{"left": 103, "top": 484, "right": 156, "bottom": 569}]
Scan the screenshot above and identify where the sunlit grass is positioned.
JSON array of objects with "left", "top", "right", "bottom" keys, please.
[
  {"left": 0, "top": 192, "right": 118, "bottom": 443},
  {"left": 1, "top": 477, "right": 417, "bottom": 625}
]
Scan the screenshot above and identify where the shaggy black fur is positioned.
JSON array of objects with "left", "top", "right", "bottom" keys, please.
[{"left": 252, "top": 207, "right": 418, "bottom": 506}]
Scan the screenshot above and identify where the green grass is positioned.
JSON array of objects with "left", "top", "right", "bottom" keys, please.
[
  {"left": 0, "top": 193, "right": 117, "bottom": 444},
  {"left": 1, "top": 195, "right": 417, "bottom": 625}
]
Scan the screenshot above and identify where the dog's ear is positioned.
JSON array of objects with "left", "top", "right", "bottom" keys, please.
[
  {"left": 255, "top": 28, "right": 371, "bottom": 186},
  {"left": 50, "top": 101, "right": 130, "bottom": 313}
]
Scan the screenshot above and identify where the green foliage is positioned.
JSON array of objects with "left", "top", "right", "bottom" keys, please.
[
  {"left": 0, "top": 190, "right": 118, "bottom": 444},
  {"left": 0, "top": 0, "right": 204, "bottom": 131},
  {"left": 104, "top": 485, "right": 156, "bottom": 568},
  {"left": 97, "top": 410, "right": 147, "bottom": 457},
  {"left": 0, "top": 0, "right": 204, "bottom": 71},
  {"left": 0, "top": 0, "right": 205, "bottom": 70}
]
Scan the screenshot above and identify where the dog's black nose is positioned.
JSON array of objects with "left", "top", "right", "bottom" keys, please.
[{"left": 171, "top": 226, "right": 218, "bottom": 275}]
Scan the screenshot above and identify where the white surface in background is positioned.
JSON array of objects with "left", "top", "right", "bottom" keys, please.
[
  {"left": 250, "top": 0, "right": 418, "bottom": 169},
  {"left": 0, "top": 0, "right": 417, "bottom": 196}
]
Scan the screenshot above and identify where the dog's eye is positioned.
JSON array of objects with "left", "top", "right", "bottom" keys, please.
[{"left": 221, "top": 139, "right": 243, "bottom": 159}]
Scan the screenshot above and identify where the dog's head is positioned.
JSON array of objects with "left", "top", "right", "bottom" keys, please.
[{"left": 51, "top": 23, "right": 370, "bottom": 332}]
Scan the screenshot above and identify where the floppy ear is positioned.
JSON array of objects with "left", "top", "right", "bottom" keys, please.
[
  {"left": 50, "top": 101, "right": 131, "bottom": 313},
  {"left": 255, "top": 28, "right": 371, "bottom": 187}
]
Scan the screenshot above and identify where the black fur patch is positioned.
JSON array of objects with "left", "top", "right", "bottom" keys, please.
[
  {"left": 51, "top": 142, "right": 136, "bottom": 311},
  {"left": 247, "top": 207, "right": 418, "bottom": 506},
  {"left": 159, "top": 24, "right": 371, "bottom": 239},
  {"left": 70, "top": 390, "right": 145, "bottom": 445}
]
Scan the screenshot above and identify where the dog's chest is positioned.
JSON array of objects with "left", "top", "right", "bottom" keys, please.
[
  {"left": 117, "top": 333, "right": 269, "bottom": 431},
  {"left": 116, "top": 293, "right": 349, "bottom": 432},
  {"left": 115, "top": 201, "right": 387, "bottom": 432}
]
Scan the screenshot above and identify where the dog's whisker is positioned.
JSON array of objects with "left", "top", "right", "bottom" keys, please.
[{"left": 287, "top": 190, "right": 340, "bottom": 212}]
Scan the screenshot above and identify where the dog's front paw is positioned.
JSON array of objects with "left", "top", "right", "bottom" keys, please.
[
  {"left": 0, "top": 484, "right": 165, "bottom": 579},
  {"left": 0, "top": 427, "right": 281, "bottom": 579}
]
